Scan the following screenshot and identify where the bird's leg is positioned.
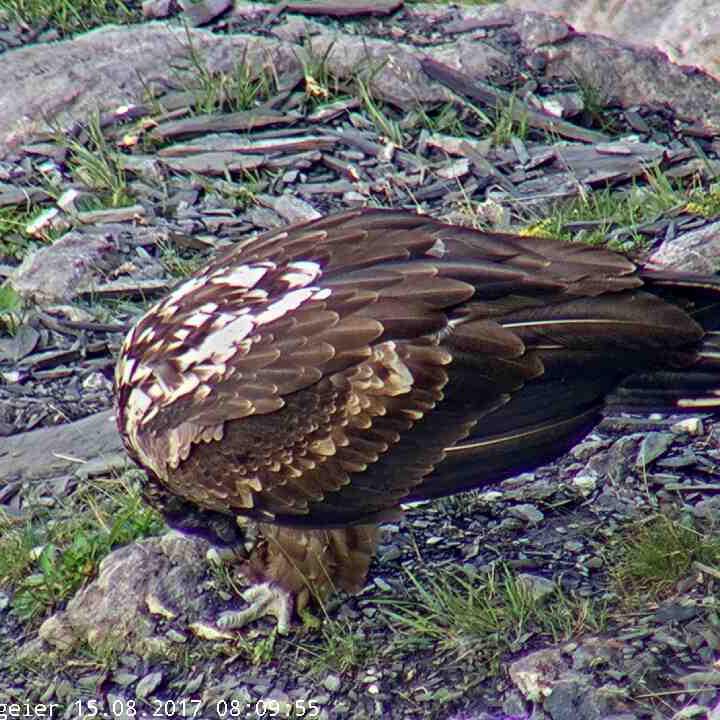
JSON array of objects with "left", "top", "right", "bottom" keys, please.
[{"left": 216, "top": 523, "right": 378, "bottom": 634}]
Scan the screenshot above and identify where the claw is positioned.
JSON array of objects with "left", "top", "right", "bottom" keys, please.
[{"left": 216, "top": 581, "right": 294, "bottom": 635}]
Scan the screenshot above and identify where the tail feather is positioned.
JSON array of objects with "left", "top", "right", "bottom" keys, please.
[
  {"left": 606, "top": 265, "right": 720, "bottom": 413},
  {"left": 641, "top": 270, "right": 720, "bottom": 331},
  {"left": 423, "top": 269, "right": 720, "bottom": 499},
  {"left": 608, "top": 332, "right": 720, "bottom": 412}
]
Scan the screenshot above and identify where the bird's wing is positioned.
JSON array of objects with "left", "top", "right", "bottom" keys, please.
[{"left": 115, "top": 209, "right": 701, "bottom": 524}]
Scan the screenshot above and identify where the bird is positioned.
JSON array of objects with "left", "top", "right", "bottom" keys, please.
[{"left": 114, "top": 208, "right": 720, "bottom": 634}]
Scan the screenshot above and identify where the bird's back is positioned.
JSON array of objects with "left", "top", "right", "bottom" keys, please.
[{"left": 115, "top": 209, "right": 720, "bottom": 528}]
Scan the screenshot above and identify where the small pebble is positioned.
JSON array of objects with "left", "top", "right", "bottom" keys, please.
[
  {"left": 671, "top": 417, "right": 704, "bottom": 435},
  {"left": 507, "top": 503, "right": 544, "bottom": 525},
  {"left": 135, "top": 671, "right": 163, "bottom": 699}
]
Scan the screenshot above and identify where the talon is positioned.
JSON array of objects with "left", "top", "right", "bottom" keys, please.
[{"left": 216, "top": 581, "right": 294, "bottom": 635}]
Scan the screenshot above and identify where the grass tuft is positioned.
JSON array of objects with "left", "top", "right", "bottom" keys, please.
[
  {"left": 0, "top": 205, "right": 44, "bottom": 260},
  {"left": 521, "top": 166, "right": 692, "bottom": 250},
  {"left": 356, "top": 75, "right": 404, "bottom": 147},
  {"left": 686, "top": 186, "right": 720, "bottom": 218},
  {"left": 573, "top": 75, "right": 621, "bottom": 133},
  {"left": 409, "top": 102, "right": 468, "bottom": 137},
  {"left": 0, "top": 472, "right": 164, "bottom": 621},
  {"left": 295, "top": 36, "right": 344, "bottom": 109},
  {"left": 376, "top": 564, "right": 607, "bottom": 670},
  {"left": 180, "top": 26, "right": 275, "bottom": 115},
  {"left": 490, "top": 95, "right": 528, "bottom": 146},
  {"left": 1, "top": 0, "right": 138, "bottom": 34},
  {"left": 609, "top": 513, "right": 720, "bottom": 602},
  {"left": 0, "top": 284, "right": 23, "bottom": 333},
  {"left": 300, "top": 618, "right": 373, "bottom": 676},
  {"left": 60, "top": 112, "right": 132, "bottom": 207},
  {"left": 156, "top": 239, "right": 206, "bottom": 278}
]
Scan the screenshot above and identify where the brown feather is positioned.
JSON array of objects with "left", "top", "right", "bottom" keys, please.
[{"left": 114, "top": 208, "right": 720, "bottom": 610}]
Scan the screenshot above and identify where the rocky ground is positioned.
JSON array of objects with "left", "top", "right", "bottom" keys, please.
[{"left": 0, "top": 2, "right": 720, "bottom": 719}]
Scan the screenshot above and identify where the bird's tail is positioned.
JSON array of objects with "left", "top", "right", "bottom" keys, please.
[
  {"left": 414, "top": 268, "right": 720, "bottom": 501},
  {"left": 606, "top": 269, "right": 720, "bottom": 413}
]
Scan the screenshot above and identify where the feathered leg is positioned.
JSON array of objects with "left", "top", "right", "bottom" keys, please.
[{"left": 217, "top": 523, "right": 377, "bottom": 634}]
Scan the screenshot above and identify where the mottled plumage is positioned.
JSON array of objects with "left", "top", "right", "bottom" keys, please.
[{"left": 115, "top": 208, "right": 720, "bottom": 631}]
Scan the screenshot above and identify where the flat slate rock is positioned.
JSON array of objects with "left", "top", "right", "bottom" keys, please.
[
  {"left": 150, "top": 111, "right": 300, "bottom": 141},
  {"left": 0, "top": 409, "right": 123, "bottom": 483},
  {"left": 276, "top": 0, "right": 403, "bottom": 18}
]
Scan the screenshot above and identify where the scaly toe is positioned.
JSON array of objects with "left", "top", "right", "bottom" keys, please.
[{"left": 216, "top": 581, "right": 294, "bottom": 635}]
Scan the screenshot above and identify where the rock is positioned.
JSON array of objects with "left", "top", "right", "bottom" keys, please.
[
  {"left": 10, "top": 231, "right": 122, "bottom": 305},
  {"left": 648, "top": 220, "right": 720, "bottom": 274},
  {"left": 114, "top": 671, "right": 139, "bottom": 687},
  {"left": 504, "top": 0, "right": 720, "bottom": 79},
  {"left": 570, "top": 637, "right": 624, "bottom": 671},
  {"left": 571, "top": 471, "right": 598, "bottom": 495},
  {"left": 323, "top": 674, "right": 341, "bottom": 692},
  {"left": 271, "top": 16, "right": 327, "bottom": 44},
  {"left": 512, "top": 9, "right": 571, "bottom": 47},
  {"left": 544, "top": 678, "right": 626, "bottom": 720},
  {"left": 142, "top": 0, "right": 173, "bottom": 19},
  {"left": 165, "top": 629, "right": 187, "bottom": 643},
  {"left": 4, "top": 5, "right": 719, "bottom": 159},
  {"left": 25, "top": 207, "right": 66, "bottom": 236},
  {"left": 378, "top": 545, "right": 402, "bottom": 562},
  {"left": 679, "top": 671, "right": 720, "bottom": 687},
  {"left": 692, "top": 496, "right": 720, "bottom": 521},
  {"left": 75, "top": 453, "right": 130, "bottom": 481},
  {"left": 37, "top": 534, "right": 219, "bottom": 657},
  {"left": 135, "top": 671, "right": 163, "bottom": 699},
  {"left": 342, "top": 190, "right": 367, "bottom": 206},
  {"left": 671, "top": 417, "right": 704, "bottom": 435},
  {"left": 510, "top": 646, "right": 566, "bottom": 701},
  {"left": 585, "top": 435, "right": 641, "bottom": 484},
  {"left": 0, "top": 410, "right": 122, "bottom": 483},
  {"left": 1, "top": 24, "right": 301, "bottom": 153},
  {"left": 180, "top": 0, "right": 232, "bottom": 26},
  {"left": 549, "top": 35, "right": 720, "bottom": 131},
  {"left": 271, "top": 195, "right": 322, "bottom": 224},
  {"left": 517, "top": 573, "right": 556, "bottom": 601},
  {"left": 507, "top": 503, "right": 544, "bottom": 525},
  {"left": 654, "top": 602, "right": 699, "bottom": 623},
  {"left": 570, "top": 439, "right": 606, "bottom": 461},
  {"left": 657, "top": 450, "right": 698, "bottom": 468},
  {"left": 534, "top": 91, "right": 584, "bottom": 118},
  {"left": 280, "top": 0, "right": 404, "bottom": 18},
  {"left": 510, "top": 638, "right": 628, "bottom": 707},
  {"left": 75, "top": 204, "right": 146, "bottom": 225},
  {"left": 82, "top": 371, "right": 114, "bottom": 393},
  {"left": 502, "top": 690, "right": 529, "bottom": 718},
  {"left": 636, "top": 432, "right": 674, "bottom": 467},
  {"left": 373, "top": 577, "right": 392, "bottom": 592},
  {"left": 247, "top": 206, "right": 284, "bottom": 230},
  {"left": 436, "top": 158, "right": 470, "bottom": 180},
  {"left": 675, "top": 706, "right": 716, "bottom": 719}
]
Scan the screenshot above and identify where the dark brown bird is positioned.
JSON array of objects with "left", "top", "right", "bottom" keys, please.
[{"left": 114, "top": 208, "right": 720, "bottom": 633}]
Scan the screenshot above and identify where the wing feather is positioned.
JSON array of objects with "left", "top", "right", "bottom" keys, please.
[{"left": 115, "top": 208, "right": 712, "bottom": 527}]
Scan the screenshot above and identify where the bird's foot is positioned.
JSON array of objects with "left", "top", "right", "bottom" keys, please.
[{"left": 216, "top": 581, "right": 294, "bottom": 636}]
